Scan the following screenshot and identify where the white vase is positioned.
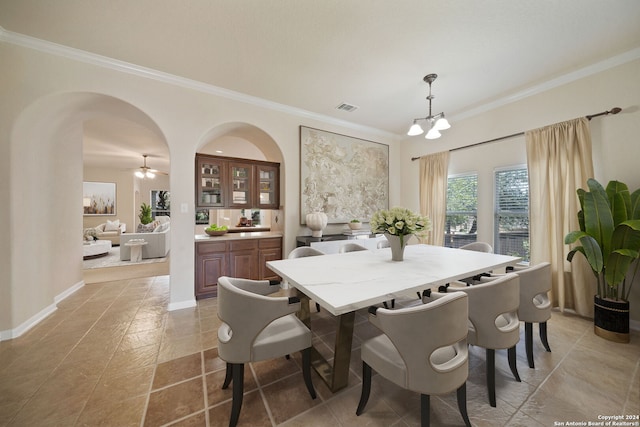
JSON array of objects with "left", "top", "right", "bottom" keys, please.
[
  {"left": 306, "top": 212, "right": 328, "bottom": 237},
  {"left": 385, "top": 232, "right": 410, "bottom": 261}
]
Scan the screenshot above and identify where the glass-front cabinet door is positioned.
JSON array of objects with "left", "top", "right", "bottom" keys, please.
[
  {"left": 229, "top": 163, "right": 252, "bottom": 208},
  {"left": 256, "top": 164, "right": 279, "bottom": 209},
  {"left": 197, "top": 157, "right": 225, "bottom": 207}
]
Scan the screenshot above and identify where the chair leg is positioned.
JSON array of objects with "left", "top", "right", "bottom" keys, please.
[
  {"left": 525, "top": 322, "right": 534, "bottom": 368},
  {"left": 356, "top": 362, "right": 372, "bottom": 416},
  {"left": 456, "top": 383, "right": 472, "bottom": 427},
  {"left": 508, "top": 346, "right": 521, "bottom": 382},
  {"left": 383, "top": 301, "right": 389, "bottom": 309},
  {"left": 315, "top": 302, "right": 321, "bottom": 312},
  {"left": 540, "top": 321, "right": 551, "bottom": 352},
  {"left": 222, "top": 362, "right": 232, "bottom": 389},
  {"left": 301, "top": 347, "right": 316, "bottom": 399},
  {"left": 486, "top": 348, "right": 496, "bottom": 407},
  {"left": 420, "top": 394, "right": 430, "bottom": 427},
  {"left": 229, "top": 363, "right": 244, "bottom": 427}
]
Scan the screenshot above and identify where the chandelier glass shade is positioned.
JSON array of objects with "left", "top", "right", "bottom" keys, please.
[{"left": 407, "top": 73, "right": 450, "bottom": 139}]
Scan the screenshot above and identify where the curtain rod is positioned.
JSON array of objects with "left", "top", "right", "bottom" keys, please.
[{"left": 411, "top": 107, "right": 621, "bottom": 161}]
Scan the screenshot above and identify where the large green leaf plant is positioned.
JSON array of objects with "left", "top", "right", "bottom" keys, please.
[{"left": 565, "top": 179, "right": 640, "bottom": 301}]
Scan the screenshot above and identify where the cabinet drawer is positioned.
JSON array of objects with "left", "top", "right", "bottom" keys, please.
[
  {"left": 197, "top": 241, "right": 227, "bottom": 254},
  {"left": 229, "top": 239, "right": 258, "bottom": 251},
  {"left": 259, "top": 237, "right": 282, "bottom": 249}
]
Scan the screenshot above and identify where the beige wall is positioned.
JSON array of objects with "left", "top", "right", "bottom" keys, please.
[
  {"left": 401, "top": 59, "right": 640, "bottom": 323},
  {"left": 0, "top": 39, "right": 399, "bottom": 336},
  {"left": 1, "top": 37, "right": 638, "bottom": 338},
  {"left": 82, "top": 168, "right": 136, "bottom": 231}
]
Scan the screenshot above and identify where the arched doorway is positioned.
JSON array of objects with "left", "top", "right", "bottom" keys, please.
[{"left": 7, "top": 92, "right": 168, "bottom": 336}]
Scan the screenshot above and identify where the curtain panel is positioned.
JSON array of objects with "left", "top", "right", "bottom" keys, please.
[
  {"left": 525, "top": 117, "right": 595, "bottom": 317},
  {"left": 419, "top": 151, "right": 449, "bottom": 246}
]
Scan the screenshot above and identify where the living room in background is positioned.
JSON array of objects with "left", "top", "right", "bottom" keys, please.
[
  {"left": 299, "top": 126, "right": 388, "bottom": 224},
  {"left": 83, "top": 181, "right": 116, "bottom": 215},
  {"left": 444, "top": 173, "right": 478, "bottom": 248}
]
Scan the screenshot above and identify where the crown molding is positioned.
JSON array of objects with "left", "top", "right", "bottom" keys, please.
[
  {"left": 3, "top": 26, "right": 637, "bottom": 140},
  {"left": 0, "top": 26, "right": 400, "bottom": 142},
  {"left": 451, "top": 47, "right": 640, "bottom": 122}
]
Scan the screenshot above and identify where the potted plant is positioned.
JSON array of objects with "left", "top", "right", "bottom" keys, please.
[
  {"left": 139, "top": 202, "right": 153, "bottom": 225},
  {"left": 564, "top": 178, "right": 640, "bottom": 342},
  {"left": 348, "top": 219, "right": 362, "bottom": 230}
]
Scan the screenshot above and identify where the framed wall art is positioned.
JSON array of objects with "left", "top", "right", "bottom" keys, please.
[
  {"left": 83, "top": 182, "right": 116, "bottom": 215},
  {"left": 300, "top": 126, "right": 389, "bottom": 224}
]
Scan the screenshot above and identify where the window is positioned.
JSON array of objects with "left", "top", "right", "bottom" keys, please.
[
  {"left": 494, "top": 167, "right": 529, "bottom": 261},
  {"left": 151, "top": 190, "right": 170, "bottom": 219},
  {"left": 444, "top": 174, "right": 478, "bottom": 248}
]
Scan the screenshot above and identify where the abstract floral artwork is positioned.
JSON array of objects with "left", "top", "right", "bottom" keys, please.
[{"left": 300, "top": 126, "right": 389, "bottom": 224}]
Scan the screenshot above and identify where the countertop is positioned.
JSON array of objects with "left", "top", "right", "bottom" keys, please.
[{"left": 195, "top": 231, "right": 283, "bottom": 242}]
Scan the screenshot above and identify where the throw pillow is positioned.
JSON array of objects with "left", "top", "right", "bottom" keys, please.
[
  {"left": 105, "top": 219, "right": 120, "bottom": 231},
  {"left": 136, "top": 223, "right": 156, "bottom": 233},
  {"left": 154, "top": 222, "right": 169, "bottom": 233}
]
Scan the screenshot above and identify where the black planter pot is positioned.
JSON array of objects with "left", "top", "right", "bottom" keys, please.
[{"left": 594, "top": 295, "right": 630, "bottom": 343}]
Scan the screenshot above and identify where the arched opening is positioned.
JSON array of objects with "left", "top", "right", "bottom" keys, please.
[
  {"left": 196, "top": 122, "right": 285, "bottom": 232},
  {"left": 7, "top": 92, "right": 169, "bottom": 335}
]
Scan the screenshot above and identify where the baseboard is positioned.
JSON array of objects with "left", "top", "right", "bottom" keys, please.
[
  {"left": 55, "top": 280, "right": 85, "bottom": 303},
  {"left": 168, "top": 299, "right": 197, "bottom": 311},
  {"left": 631, "top": 319, "right": 640, "bottom": 332},
  {"left": 0, "top": 280, "right": 85, "bottom": 341}
]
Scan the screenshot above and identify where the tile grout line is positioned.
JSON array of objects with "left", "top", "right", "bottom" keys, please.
[
  {"left": 621, "top": 356, "right": 640, "bottom": 414},
  {"left": 10, "top": 280, "right": 134, "bottom": 426},
  {"left": 139, "top": 275, "right": 170, "bottom": 427},
  {"left": 506, "top": 319, "right": 591, "bottom": 425}
]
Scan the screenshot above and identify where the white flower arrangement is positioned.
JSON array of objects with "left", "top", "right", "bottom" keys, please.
[{"left": 370, "top": 207, "right": 431, "bottom": 238}]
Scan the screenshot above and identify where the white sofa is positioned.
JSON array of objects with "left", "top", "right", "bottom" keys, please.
[
  {"left": 120, "top": 218, "right": 170, "bottom": 260},
  {"left": 87, "top": 220, "right": 126, "bottom": 245}
]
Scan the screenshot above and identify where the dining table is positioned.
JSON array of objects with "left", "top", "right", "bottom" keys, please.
[{"left": 266, "top": 243, "right": 521, "bottom": 392}]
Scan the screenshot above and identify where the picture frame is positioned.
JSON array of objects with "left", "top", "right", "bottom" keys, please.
[
  {"left": 83, "top": 182, "right": 116, "bottom": 215},
  {"left": 300, "top": 126, "right": 389, "bottom": 224}
]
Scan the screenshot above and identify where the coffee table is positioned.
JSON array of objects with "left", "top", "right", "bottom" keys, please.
[{"left": 83, "top": 240, "right": 112, "bottom": 259}]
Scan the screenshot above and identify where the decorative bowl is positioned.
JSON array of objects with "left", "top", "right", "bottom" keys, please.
[
  {"left": 205, "top": 229, "right": 228, "bottom": 236},
  {"left": 348, "top": 222, "right": 362, "bottom": 230}
]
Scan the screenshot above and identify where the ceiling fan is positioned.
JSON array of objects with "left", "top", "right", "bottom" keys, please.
[{"left": 135, "top": 154, "right": 167, "bottom": 179}]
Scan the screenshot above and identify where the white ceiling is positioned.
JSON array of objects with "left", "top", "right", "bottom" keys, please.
[{"left": 2, "top": 0, "right": 640, "bottom": 172}]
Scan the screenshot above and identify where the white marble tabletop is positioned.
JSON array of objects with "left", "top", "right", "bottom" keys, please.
[{"left": 267, "top": 244, "right": 520, "bottom": 316}]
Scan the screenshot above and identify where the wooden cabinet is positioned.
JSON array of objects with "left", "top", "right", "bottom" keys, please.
[
  {"left": 196, "top": 154, "right": 279, "bottom": 209},
  {"left": 228, "top": 239, "right": 258, "bottom": 279},
  {"left": 255, "top": 163, "right": 279, "bottom": 209},
  {"left": 228, "top": 162, "right": 253, "bottom": 208},
  {"left": 258, "top": 238, "right": 283, "bottom": 281},
  {"left": 195, "top": 236, "right": 282, "bottom": 299},
  {"left": 196, "top": 156, "right": 226, "bottom": 207},
  {"left": 195, "top": 241, "right": 228, "bottom": 298}
]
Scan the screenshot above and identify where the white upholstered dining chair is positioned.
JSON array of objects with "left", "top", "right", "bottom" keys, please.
[
  {"left": 458, "top": 241, "right": 494, "bottom": 285},
  {"left": 287, "top": 246, "right": 325, "bottom": 312},
  {"left": 483, "top": 262, "right": 552, "bottom": 368},
  {"left": 430, "top": 273, "right": 521, "bottom": 407},
  {"left": 356, "top": 291, "right": 471, "bottom": 427},
  {"left": 217, "top": 276, "right": 317, "bottom": 427},
  {"left": 338, "top": 242, "right": 368, "bottom": 253}
]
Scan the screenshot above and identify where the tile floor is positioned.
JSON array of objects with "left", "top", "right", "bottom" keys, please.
[{"left": 0, "top": 275, "right": 638, "bottom": 427}]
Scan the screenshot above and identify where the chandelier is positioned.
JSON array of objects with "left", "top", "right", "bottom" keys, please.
[{"left": 407, "top": 73, "right": 450, "bottom": 139}]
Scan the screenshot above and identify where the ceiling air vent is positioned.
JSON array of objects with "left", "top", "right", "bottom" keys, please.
[{"left": 336, "top": 102, "right": 359, "bottom": 112}]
